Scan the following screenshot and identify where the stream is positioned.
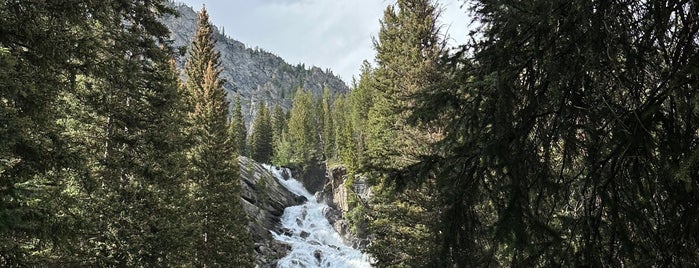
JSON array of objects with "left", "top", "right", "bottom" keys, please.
[{"left": 264, "top": 165, "right": 371, "bottom": 268}]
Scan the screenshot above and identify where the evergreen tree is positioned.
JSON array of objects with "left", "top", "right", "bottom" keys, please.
[
  {"left": 271, "top": 102, "right": 287, "bottom": 143},
  {"left": 363, "top": 0, "right": 446, "bottom": 266},
  {"left": 0, "top": 1, "right": 130, "bottom": 263},
  {"left": 366, "top": 0, "right": 444, "bottom": 170},
  {"left": 347, "top": 61, "right": 376, "bottom": 168},
  {"left": 249, "top": 102, "right": 273, "bottom": 163},
  {"left": 229, "top": 94, "right": 248, "bottom": 156},
  {"left": 321, "top": 86, "right": 336, "bottom": 160},
  {"left": 183, "top": 7, "right": 254, "bottom": 267},
  {"left": 271, "top": 102, "right": 290, "bottom": 165},
  {"left": 42, "top": 1, "right": 190, "bottom": 266},
  {"left": 333, "top": 95, "right": 359, "bottom": 172},
  {"left": 405, "top": 0, "right": 699, "bottom": 266},
  {"left": 287, "top": 88, "right": 320, "bottom": 164},
  {"left": 272, "top": 130, "right": 294, "bottom": 166}
]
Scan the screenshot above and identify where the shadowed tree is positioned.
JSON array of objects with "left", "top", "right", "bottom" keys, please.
[{"left": 183, "top": 6, "right": 254, "bottom": 267}]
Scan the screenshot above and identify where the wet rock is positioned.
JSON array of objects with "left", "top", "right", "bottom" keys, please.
[
  {"left": 281, "top": 228, "right": 293, "bottom": 237},
  {"left": 236, "top": 156, "right": 305, "bottom": 267},
  {"left": 319, "top": 165, "right": 374, "bottom": 251},
  {"left": 323, "top": 206, "right": 342, "bottom": 224},
  {"left": 294, "top": 195, "right": 308, "bottom": 203},
  {"left": 300, "top": 231, "right": 310, "bottom": 239},
  {"left": 333, "top": 220, "right": 348, "bottom": 237},
  {"left": 314, "top": 250, "right": 323, "bottom": 263},
  {"left": 290, "top": 160, "right": 327, "bottom": 194}
]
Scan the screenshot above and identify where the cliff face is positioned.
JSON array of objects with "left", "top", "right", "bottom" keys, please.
[
  {"left": 161, "top": 2, "right": 349, "bottom": 125},
  {"left": 320, "top": 166, "right": 372, "bottom": 249},
  {"left": 238, "top": 156, "right": 305, "bottom": 267}
]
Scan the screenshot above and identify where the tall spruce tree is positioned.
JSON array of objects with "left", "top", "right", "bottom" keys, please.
[
  {"left": 249, "top": 102, "right": 273, "bottom": 163},
  {"left": 271, "top": 103, "right": 291, "bottom": 165},
  {"left": 348, "top": 61, "right": 376, "bottom": 168},
  {"left": 363, "top": 0, "right": 446, "bottom": 266},
  {"left": 0, "top": 4, "right": 82, "bottom": 263},
  {"left": 405, "top": 0, "right": 699, "bottom": 266},
  {"left": 333, "top": 95, "right": 360, "bottom": 172},
  {"left": 287, "top": 88, "right": 320, "bottom": 164},
  {"left": 321, "top": 87, "right": 336, "bottom": 160},
  {"left": 183, "top": 6, "right": 254, "bottom": 267},
  {"left": 229, "top": 94, "right": 248, "bottom": 156},
  {"left": 271, "top": 102, "right": 287, "bottom": 143},
  {"left": 0, "top": 0, "right": 199, "bottom": 265}
]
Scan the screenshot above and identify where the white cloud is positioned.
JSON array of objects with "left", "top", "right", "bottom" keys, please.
[{"left": 178, "top": 0, "right": 470, "bottom": 84}]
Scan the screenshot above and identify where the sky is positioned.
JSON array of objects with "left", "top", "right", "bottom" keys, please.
[{"left": 177, "top": 0, "right": 471, "bottom": 84}]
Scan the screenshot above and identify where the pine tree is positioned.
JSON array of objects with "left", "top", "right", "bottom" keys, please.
[
  {"left": 271, "top": 102, "right": 287, "bottom": 143},
  {"left": 183, "top": 6, "right": 254, "bottom": 267},
  {"left": 321, "top": 86, "right": 335, "bottom": 160},
  {"left": 287, "top": 88, "right": 320, "bottom": 164},
  {"left": 363, "top": 0, "right": 446, "bottom": 266},
  {"left": 45, "top": 1, "right": 192, "bottom": 265},
  {"left": 366, "top": 0, "right": 443, "bottom": 171},
  {"left": 350, "top": 61, "right": 375, "bottom": 165},
  {"left": 229, "top": 94, "right": 248, "bottom": 156},
  {"left": 406, "top": 0, "right": 699, "bottom": 266},
  {"left": 271, "top": 103, "right": 290, "bottom": 165},
  {"left": 0, "top": 1, "right": 119, "bottom": 263},
  {"left": 249, "top": 102, "right": 273, "bottom": 163},
  {"left": 141, "top": 57, "right": 193, "bottom": 265},
  {"left": 333, "top": 95, "right": 358, "bottom": 172}
]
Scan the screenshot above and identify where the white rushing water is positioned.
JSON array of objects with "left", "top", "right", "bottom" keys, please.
[{"left": 264, "top": 164, "right": 372, "bottom": 268}]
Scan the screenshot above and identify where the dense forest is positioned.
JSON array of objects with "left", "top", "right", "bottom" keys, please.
[
  {"left": 1, "top": 0, "right": 698, "bottom": 267},
  {"left": 1, "top": 2, "right": 252, "bottom": 266}
]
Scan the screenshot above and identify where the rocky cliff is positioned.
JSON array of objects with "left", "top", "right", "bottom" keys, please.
[
  {"left": 238, "top": 156, "right": 305, "bottom": 267},
  {"left": 319, "top": 166, "right": 372, "bottom": 249},
  {"left": 161, "top": 1, "right": 349, "bottom": 124}
]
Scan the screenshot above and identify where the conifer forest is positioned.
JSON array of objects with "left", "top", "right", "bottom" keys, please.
[{"left": 1, "top": 0, "right": 697, "bottom": 267}]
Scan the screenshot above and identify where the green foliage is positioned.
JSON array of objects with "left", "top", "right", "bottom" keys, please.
[
  {"left": 359, "top": 1, "right": 446, "bottom": 266},
  {"left": 272, "top": 102, "right": 287, "bottom": 144},
  {"left": 229, "top": 94, "right": 248, "bottom": 156},
  {"left": 366, "top": 0, "right": 443, "bottom": 171},
  {"left": 334, "top": 95, "right": 360, "bottom": 173},
  {"left": 271, "top": 103, "right": 292, "bottom": 165},
  {"left": 272, "top": 130, "right": 294, "bottom": 166},
  {"left": 401, "top": 0, "right": 699, "bottom": 266},
  {"left": 321, "top": 86, "right": 336, "bottom": 159},
  {"left": 0, "top": 1, "right": 259, "bottom": 267},
  {"left": 183, "top": 7, "right": 254, "bottom": 267},
  {"left": 287, "top": 88, "right": 321, "bottom": 164},
  {"left": 249, "top": 102, "right": 274, "bottom": 163}
]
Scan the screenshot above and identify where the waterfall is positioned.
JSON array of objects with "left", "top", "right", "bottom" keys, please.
[{"left": 264, "top": 165, "right": 372, "bottom": 268}]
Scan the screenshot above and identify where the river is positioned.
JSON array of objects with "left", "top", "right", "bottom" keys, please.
[{"left": 264, "top": 165, "right": 372, "bottom": 268}]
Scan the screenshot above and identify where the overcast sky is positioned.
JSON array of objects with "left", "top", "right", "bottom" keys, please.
[{"left": 177, "top": 0, "right": 471, "bottom": 84}]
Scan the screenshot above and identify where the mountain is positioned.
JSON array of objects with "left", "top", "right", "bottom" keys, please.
[{"left": 161, "top": 1, "right": 349, "bottom": 124}]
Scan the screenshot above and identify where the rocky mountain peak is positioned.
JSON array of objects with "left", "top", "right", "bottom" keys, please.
[{"left": 161, "top": 1, "right": 349, "bottom": 125}]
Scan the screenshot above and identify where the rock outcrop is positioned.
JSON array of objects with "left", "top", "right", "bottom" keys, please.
[
  {"left": 290, "top": 160, "right": 328, "bottom": 195},
  {"left": 320, "top": 166, "right": 372, "bottom": 248},
  {"left": 238, "top": 157, "right": 304, "bottom": 267},
  {"left": 161, "top": 1, "right": 349, "bottom": 125}
]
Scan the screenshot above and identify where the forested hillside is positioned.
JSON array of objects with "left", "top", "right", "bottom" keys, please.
[
  {"left": 309, "top": 0, "right": 699, "bottom": 266},
  {"left": 0, "top": 2, "right": 254, "bottom": 266},
  {"left": 161, "top": 1, "right": 349, "bottom": 124}
]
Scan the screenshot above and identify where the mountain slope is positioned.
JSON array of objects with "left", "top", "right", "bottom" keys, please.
[{"left": 162, "top": 1, "right": 349, "bottom": 123}]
